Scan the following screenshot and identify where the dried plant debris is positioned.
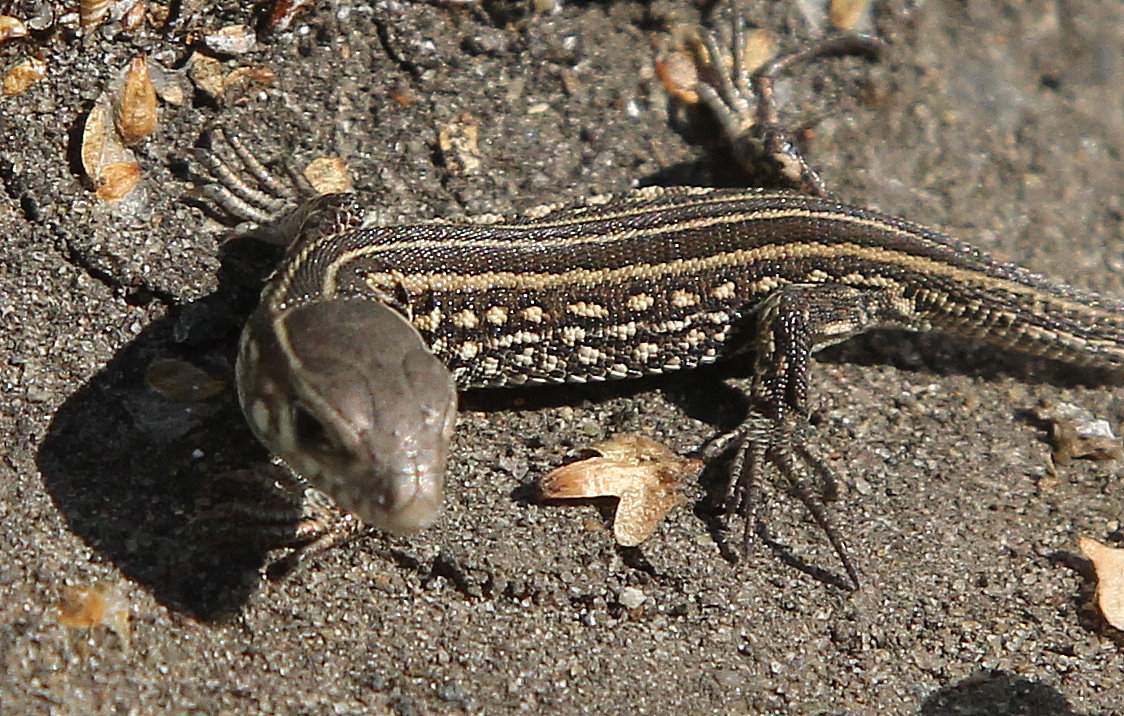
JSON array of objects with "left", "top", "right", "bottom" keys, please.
[
  {"left": 57, "top": 583, "right": 132, "bottom": 647},
  {"left": 303, "top": 156, "right": 353, "bottom": 195},
  {"left": 145, "top": 358, "right": 228, "bottom": 402},
  {"left": 1033, "top": 400, "right": 1123, "bottom": 466},
  {"left": 0, "top": 15, "right": 29, "bottom": 44},
  {"left": 201, "top": 24, "right": 257, "bottom": 56},
  {"left": 119, "top": 0, "right": 146, "bottom": 32},
  {"left": 2, "top": 57, "right": 46, "bottom": 96},
  {"left": 265, "top": 0, "right": 313, "bottom": 34},
  {"left": 78, "top": 53, "right": 178, "bottom": 201},
  {"left": 829, "top": 0, "right": 872, "bottom": 31},
  {"left": 81, "top": 92, "right": 141, "bottom": 201},
  {"left": 187, "top": 53, "right": 275, "bottom": 100},
  {"left": 437, "top": 114, "right": 482, "bottom": 176},
  {"left": 114, "top": 55, "right": 158, "bottom": 146},
  {"left": 146, "top": 59, "right": 186, "bottom": 106},
  {"left": 1078, "top": 537, "right": 1124, "bottom": 632},
  {"left": 540, "top": 434, "right": 700, "bottom": 546},
  {"left": 656, "top": 26, "right": 774, "bottom": 106}
]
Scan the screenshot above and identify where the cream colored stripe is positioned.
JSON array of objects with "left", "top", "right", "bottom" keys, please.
[
  {"left": 324, "top": 207, "right": 922, "bottom": 258},
  {"left": 315, "top": 208, "right": 942, "bottom": 298},
  {"left": 357, "top": 240, "right": 1119, "bottom": 328}
]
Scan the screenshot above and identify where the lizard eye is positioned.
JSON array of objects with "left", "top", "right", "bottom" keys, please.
[{"left": 293, "top": 405, "right": 334, "bottom": 453}]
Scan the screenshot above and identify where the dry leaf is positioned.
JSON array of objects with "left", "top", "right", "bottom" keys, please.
[
  {"left": 222, "top": 66, "right": 276, "bottom": 99},
  {"left": 1079, "top": 537, "right": 1124, "bottom": 631},
  {"left": 830, "top": 0, "right": 871, "bottom": 31},
  {"left": 303, "top": 157, "right": 352, "bottom": 195},
  {"left": 188, "top": 54, "right": 275, "bottom": 100},
  {"left": 187, "top": 53, "right": 225, "bottom": 97},
  {"left": 57, "top": 584, "right": 132, "bottom": 646},
  {"left": 95, "top": 162, "right": 141, "bottom": 200},
  {"left": 120, "top": 1, "right": 145, "bottom": 31},
  {"left": 202, "top": 24, "right": 256, "bottom": 56},
  {"left": 265, "top": 0, "right": 313, "bottom": 33},
  {"left": 0, "top": 15, "right": 29, "bottom": 44},
  {"left": 437, "top": 114, "right": 481, "bottom": 176},
  {"left": 146, "top": 59, "right": 185, "bottom": 106},
  {"left": 115, "top": 54, "right": 158, "bottom": 145},
  {"left": 2, "top": 57, "right": 46, "bottom": 96},
  {"left": 145, "top": 358, "right": 227, "bottom": 402},
  {"left": 80, "top": 96, "right": 114, "bottom": 177},
  {"left": 540, "top": 434, "right": 700, "bottom": 546},
  {"left": 81, "top": 94, "right": 142, "bottom": 201},
  {"left": 1033, "top": 401, "right": 1123, "bottom": 465}
]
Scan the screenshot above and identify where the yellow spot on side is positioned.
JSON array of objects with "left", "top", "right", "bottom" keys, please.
[
  {"left": 485, "top": 306, "right": 508, "bottom": 325},
  {"left": 522, "top": 305, "right": 545, "bottom": 323},
  {"left": 567, "top": 301, "right": 610, "bottom": 319},
  {"left": 452, "top": 309, "right": 479, "bottom": 329},
  {"left": 414, "top": 307, "right": 443, "bottom": 332},
  {"left": 458, "top": 341, "right": 480, "bottom": 360},
  {"left": 671, "top": 289, "right": 700, "bottom": 308},
  {"left": 627, "top": 293, "right": 655, "bottom": 311}
]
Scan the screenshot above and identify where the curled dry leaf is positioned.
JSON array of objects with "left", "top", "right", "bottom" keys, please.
[
  {"left": 1078, "top": 537, "right": 1124, "bottom": 631},
  {"left": 655, "top": 40, "right": 701, "bottom": 105},
  {"left": 120, "top": 0, "right": 145, "bottom": 32},
  {"left": 1033, "top": 400, "right": 1123, "bottom": 466},
  {"left": 0, "top": 15, "right": 29, "bottom": 44},
  {"left": 540, "top": 434, "right": 701, "bottom": 546},
  {"left": 2, "top": 57, "right": 46, "bottom": 96},
  {"left": 830, "top": 0, "right": 871, "bottom": 31},
  {"left": 656, "top": 27, "right": 773, "bottom": 106},
  {"left": 437, "top": 114, "right": 481, "bottom": 176},
  {"left": 303, "top": 157, "right": 352, "bottom": 195},
  {"left": 57, "top": 583, "right": 132, "bottom": 647},
  {"left": 145, "top": 358, "right": 227, "bottom": 402},
  {"left": 266, "top": 0, "right": 313, "bottom": 33},
  {"left": 81, "top": 94, "right": 141, "bottom": 201},
  {"left": 202, "top": 24, "right": 257, "bottom": 56},
  {"left": 187, "top": 53, "right": 275, "bottom": 100},
  {"left": 115, "top": 54, "right": 158, "bottom": 145}
]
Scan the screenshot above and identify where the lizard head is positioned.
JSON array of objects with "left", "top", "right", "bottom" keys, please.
[{"left": 237, "top": 298, "right": 458, "bottom": 534}]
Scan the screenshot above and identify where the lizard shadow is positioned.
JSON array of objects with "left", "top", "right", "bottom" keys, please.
[{"left": 37, "top": 235, "right": 292, "bottom": 622}]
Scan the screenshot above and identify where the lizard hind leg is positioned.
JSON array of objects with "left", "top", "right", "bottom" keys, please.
[
  {"left": 706, "top": 409, "right": 860, "bottom": 590},
  {"left": 707, "top": 282, "right": 916, "bottom": 588}
]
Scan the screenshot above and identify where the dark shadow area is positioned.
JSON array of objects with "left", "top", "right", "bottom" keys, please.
[
  {"left": 918, "top": 670, "right": 1086, "bottom": 716},
  {"left": 37, "top": 236, "right": 285, "bottom": 621}
]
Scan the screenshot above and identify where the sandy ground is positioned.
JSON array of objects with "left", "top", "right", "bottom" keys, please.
[{"left": 2, "top": 0, "right": 1124, "bottom": 713}]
